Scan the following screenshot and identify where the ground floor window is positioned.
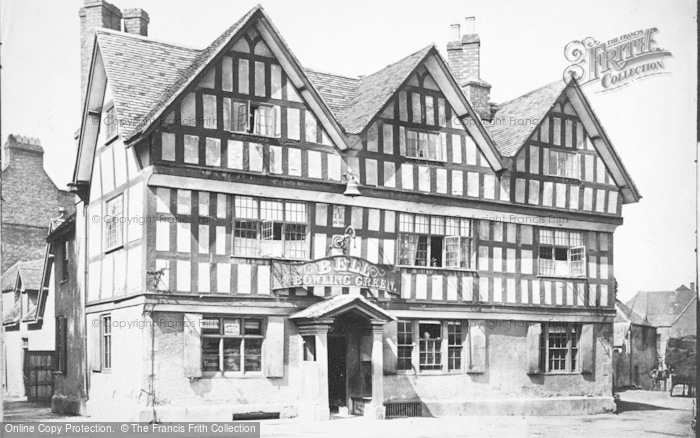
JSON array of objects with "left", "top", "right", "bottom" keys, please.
[
  {"left": 201, "top": 317, "right": 263, "bottom": 374},
  {"left": 101, "top": 315, "right": 112, "bottom": 370},
  {"left": 397, "top": 320, "right": 464, "bottom": 372},
  {"left": 539, "top": 323, "right": 580, "bottom": 373}
]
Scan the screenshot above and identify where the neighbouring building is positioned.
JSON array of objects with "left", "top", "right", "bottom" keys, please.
[
  {"left": 1, "top": 134, "right": 75, "bottom": 273},
  {"left": 626, "top": 284, "right": 697, "bottom": 368},
  {"left": 2, "top": 255, "right": 55, "bottom": 400},
  {"left": 69, "top": 2, "right": 640, "bottom": 420},
  {"left": 613, "top": 299, "right": 656, "bottom": 390},
  {"left": 46, "top": 214, "right": 88, "bottom": 415}
]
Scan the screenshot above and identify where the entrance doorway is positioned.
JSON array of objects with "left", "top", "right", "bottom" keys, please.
[{"left": 327, "top": 337, "right": 347, "bottom": 413}]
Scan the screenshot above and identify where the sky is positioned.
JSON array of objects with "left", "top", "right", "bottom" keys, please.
[{"left": 1, "top": 0, "right": 697, "bottom": 302}]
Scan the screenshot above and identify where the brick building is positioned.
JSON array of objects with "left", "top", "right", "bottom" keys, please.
[
  {"left": 68, "top": 2, "right": 640, "bottom": 421},
  {"left": 1, "top": 134, "right": 75, "bottom": 273}
]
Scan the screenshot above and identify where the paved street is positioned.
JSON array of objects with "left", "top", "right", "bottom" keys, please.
[{"left": 3, "top": 390, "right": 695, "bottom": 437}]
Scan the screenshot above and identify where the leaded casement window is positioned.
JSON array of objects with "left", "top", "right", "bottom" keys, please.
[
  {"left": 539, "top": 323, "right": 580, "bottom": 373},
  {"left": 405, "top": 129, "right": 446, "bottom": 161},
  {"left": 398, "top": 214, "right": 474, "bottom": 269},
  {"left": 225, "top": 98, "right": 281, "bottom": 138},
  {"left": 233, "top": 196, "right": 309, "bottom": 259},
  {"left": 537, "top": 229, "right": 586, "bottom": 277},
  {"left": 201, "top": 317, "right": 263, "bottom": 374},
  {"left": 545, "top": 149, "right": 580, "bottom": 179},
  {"left": 397, "top": 321, "right": 413, "bottom": 371},
  {"left": 104, "top": 195, "right": 124, "bottom": 251}
]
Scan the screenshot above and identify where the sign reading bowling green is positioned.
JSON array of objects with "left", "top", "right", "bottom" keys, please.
[{"left": 272, "top": 255, "right": 399, "bottom": 294}]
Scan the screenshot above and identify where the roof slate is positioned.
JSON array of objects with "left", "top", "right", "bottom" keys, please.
[
  {"left": 2, "top": 259, "right": 44, "bottom": 293},
  {"left": 486, "top": 80, "right": 567, "bottom": 157},
  {"left": 615, "top": 299, "right": 652, "bottom": 326},
  {"left": 304, "top": 69, "right": 360, "bottom": 115},
  {"left": 95, "top": 30, "right": 199, "bottom": 141},
  {"left": 626, "top": 286, "right": 697, "bottom": 327}
]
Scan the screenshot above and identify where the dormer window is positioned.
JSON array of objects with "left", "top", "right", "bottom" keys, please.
[
  {"left": 227, "top": 99, "right": 280, "bottom": 138},
  {"left": 104, "top": 105, "right": 118, "bottom": 141}
]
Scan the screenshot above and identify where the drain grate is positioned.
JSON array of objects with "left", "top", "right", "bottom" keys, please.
[{"left": 385, "top": 402, "right": 422, "bottom": 418}]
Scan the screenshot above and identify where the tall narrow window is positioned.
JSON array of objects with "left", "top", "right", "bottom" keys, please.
[
  {"left": 419, "top": 322, "right": 442, "bottom": 371},
  {"left": 104, "top": 195, "right": 124, "bottom": 251},
  {"left": 61, "top": 241, "right": 69, "bottom": 282},
  {"left": 539, "top": 323, "right": 580, "bottom": 373},
  {"left": 55, "top": 316, "right": 67, "bottom": 374},
  {"left": 104, "top": 106, "right": 118, "bottom": 140},
  {"left": 447, "top": 321, "right": 462, "bottom": 371},
  {"left": 397, "top": 321, "right": 413, "bottom": 371},
  {"left": 101, "top": 315, "right": 112, "bottom": 370}
]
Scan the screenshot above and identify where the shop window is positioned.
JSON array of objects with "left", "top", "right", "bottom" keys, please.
[
  {"left": 538, "top": 229, "right": 586, "bottom": 277},
  {"left": 398, "top": 214, "right": 474, "bottom": 269},
  {"left": 539, "top": 323, "right": 580, "bottom": 373},
  {"left": 233, "top": 196, "right": 308, "bottom": 259},
  {"left": 201, "top": 317, "right": 263, "bottom": 374}
]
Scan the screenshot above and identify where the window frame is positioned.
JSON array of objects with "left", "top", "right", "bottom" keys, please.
[
  {"left": 60, "top": 240, "right": 69, "bottom": 283},
  {"left": 537, "top": 229, "right": 586, "bottom": 278},
  {"left": 397, "top": 214, "right": 474, "bottom": 270},
  {"left": 539, "top": 323, "right": 581, "bottom": 374},
  {"left": 226, "top": 98, "right": 281, "bottom": 139},
  {"left": 403, "top": 128, "right": 446, "bottom": 162},
  {"left": 397, "top": 320, "right": 465, "bottom": 374},
  {"left": 200, "top": 316, "right": 265, "bottom": 376},
  {"left": 545, "top": 149, "right": 580, "bottom": 179},
  {"left": 101, "top": 314, "right": 112, "bottom": 372},
  {"left": 55, "top": 316, "right": 67, "bottom": 374},
  {"left": 104, "top": 194, "right": 124, "bottom": 253},
  {"left": 232, "top": 196, "right": 309, "bottom": 260},
  {"left": 104, "top": 104, "right": 118, "bottom": 142}
]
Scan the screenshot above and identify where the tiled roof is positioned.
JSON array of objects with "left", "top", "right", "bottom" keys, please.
[
  {"left": 3, "top": 300, "right": 20, "bottom": 325},
  {"left": 486, "top": 80, "right": 567, "bottom": 157},
  {"left": 304, "top": 69, "right": 360, "bottom": 115},
  {"left": 95, "top": 29, "right": 200, "bottom": 141},
  {"left": 626, "top": 286, "right": 696, "bottom": 327},
  {"left": 130, "top": 7, "right": 257, "bottom": 140},
  {"left": 335, "top": 46, "right": 434, "bottom": 134},
  {"left": 615, "top": 299, "right": 652, "bottom": 326},
  {"left": 2, "top": 259, "right": 44, "bottom": 292}
]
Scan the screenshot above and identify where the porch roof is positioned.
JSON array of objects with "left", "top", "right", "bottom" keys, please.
[{"left": 290, "top": 294, "right": 395, "bottom": 323}]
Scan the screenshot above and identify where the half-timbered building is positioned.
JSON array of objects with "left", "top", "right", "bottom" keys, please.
[{"left": 71, "top": 2, "right": 640, "bottom": 420}]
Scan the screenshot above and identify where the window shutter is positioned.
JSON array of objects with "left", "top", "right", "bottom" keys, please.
[
  {"left": 461, "top": 322, "right": 469, "bottom": 373},
  {"left": 264, "top": 316, "right": 285, "bottom": 378},
  {"left": 527, "top": 323, "right": 542, "bottom": 375},
  {"left": 89, "top": 317, "right": 101, "bottom": 372},
  {"left": 468, "top": 321, "right": 486, "bottom": 373},
  {"left": 183, "top": 313, "right": 202, "bottom": 378},
  {"left": 580, "top": 323, "right": 595, "bottom": 374},
  {"left": 383, "top": 320, "right": 398, "bottom": 375}
]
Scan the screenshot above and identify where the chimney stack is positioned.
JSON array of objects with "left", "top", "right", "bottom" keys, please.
[
  {"left": 123, "top": 8, "right": 149, "bottom": 37},
  {"left": 691, "top": 282, "right": 696, "bottom": 292},
  {"left": 447, "top": 17, "right": 492, "bottom": 121},
  {"left": 79, "top": 0, "right": 122, "bottom": 107}
]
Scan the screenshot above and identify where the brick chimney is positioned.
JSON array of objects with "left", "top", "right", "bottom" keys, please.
[
  {"left": 2, "top": 135, "right": 44, "bottom": 172},
  {"left": 79, "top": 0, "right": 122, "bottom": 107},
  {"left": 447, "top": 17, "right": 492, "bottom": 121},
  {"left": 123, "top": 8, "right": 149, "bottom": 36}
]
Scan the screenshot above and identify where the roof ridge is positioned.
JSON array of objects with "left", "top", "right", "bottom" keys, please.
[
  {"left": 305, "top": 67, "right": 360, "bottom": 81},
  {"left": 95, "top": 28, "right": 201, "bottom": 52},
  {"left": 494, "top": 79, "right": 564, "bottom": 107},
  {"left": 360, "top": 44, "right": 435, "bottom": 82}
]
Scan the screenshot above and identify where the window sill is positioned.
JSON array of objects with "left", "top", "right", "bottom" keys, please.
[
  {"left": 398, "top": 266, "right": 477, "bottom": 274},
  {"left": 225, "top": 129, "right": 281, "bottom": 141},
  {"left": 536, "top": 274, "right": 587, "bottom": 281},
  {"left": 543, "top": 371, "right": 581, "bottom": 376},
  {"left": 397, "top": 370, "right": 465, "bottom": 376},
  {"left": 201, "top": 371, "right": 264, "bottom": 379},
  {"left": 401, "top": 156, "right": 448, "bottom": 165},
  {"left": 230, "top": 255, "right": 310, "bottom": 263},
  {"left": 104, "top": 245, "right": 124, "bottom": 255}
]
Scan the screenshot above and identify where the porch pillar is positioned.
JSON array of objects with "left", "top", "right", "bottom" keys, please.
[
  {"left": 297, "top": 321, "right": 332, "bottom": 421},
  {"left": 315, "top": 324, "right": 331, "bottom": 420},
  {"left": 364, "top": 321, "right": 386, "bottom": 420}
]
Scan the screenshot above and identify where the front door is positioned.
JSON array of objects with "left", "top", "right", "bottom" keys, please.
[{"left": 327, "top": 337, "right": 347, "bottom": 413}]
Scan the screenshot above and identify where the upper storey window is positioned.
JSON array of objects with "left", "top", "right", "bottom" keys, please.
[
  {"left": 398, "top": 214, "right": 474, "bottom": 269},
  {"left": 104, "top": 105, "right": 118, "bottom": 141},
  {"left": 226, "top": 99, "right": 281, "bottom": 138},
  {"left": 538, "top": 229, "right": 586, "bottom": 277},
  {"left": 405, "top": 130, "right": 446, "bottom": 161},
  {"left": 545, "top": 150, "right": 580, "bottom": 179}
]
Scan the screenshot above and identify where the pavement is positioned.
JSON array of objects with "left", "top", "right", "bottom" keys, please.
[{"left": 2, "top": 390, "right": 696, "bottom": 437}]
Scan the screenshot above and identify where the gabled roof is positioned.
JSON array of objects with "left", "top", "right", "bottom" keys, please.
[
  {"left": 672, "top": 297, "right": 697, "bottom": 326},
  {"left": 95, "top": 29, "right": 199, "bottom": 141},
  {"left": 626, "top": 286, "right": 697, "bottom": 327},
  {"left": 2, "top": 259, "right": 44, "bottom": 293},
  {"left": 487, "top": 80, "right": 567, "bottom": 157},
  {"left": 335, "top": 45, "right": 433, "bottom": 135},
  {"left": 615, "top": 299, "right": 653, "bottom": 326},
  {"left": 304, "top": 69, "right": 360, "bottom": 115},
  {"left": 290, "top": 293, "right": 394, "bottom": 322}
]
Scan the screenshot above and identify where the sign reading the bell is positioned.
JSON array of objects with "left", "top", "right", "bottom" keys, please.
[{"left": 272, "top": 255, "right": 399, "bottom": 294}]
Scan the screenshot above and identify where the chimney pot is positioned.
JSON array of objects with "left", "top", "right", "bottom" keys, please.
[
  {"left": 450, "top": 24, "right": 461, "bottom": 42},
  {"left": 691, "top": 282, "right": 696, "bottom": 291},
  {"left": 123, "top": 8, "right": 150, "bottom": 37},
  {"left": 465, "top": 17, "right": 476, "bottom": 35}
]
